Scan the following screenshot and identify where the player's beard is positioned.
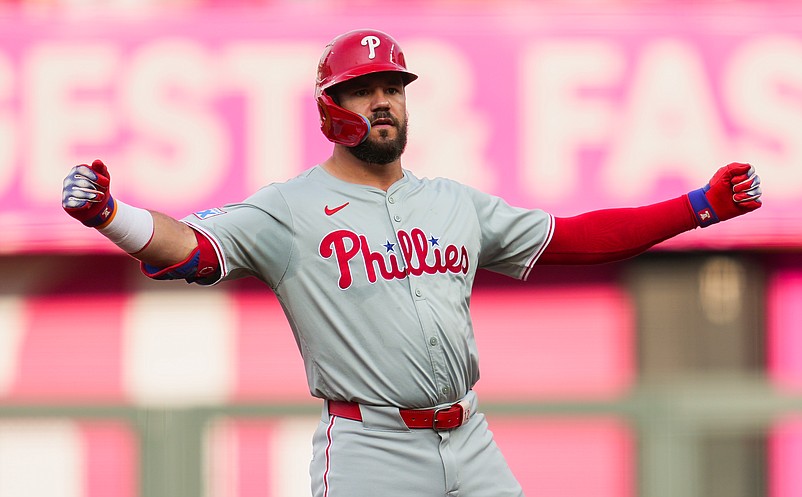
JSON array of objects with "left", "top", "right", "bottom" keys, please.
[{"left": 347, "top": 112, "right": 408, "bottom": 165}]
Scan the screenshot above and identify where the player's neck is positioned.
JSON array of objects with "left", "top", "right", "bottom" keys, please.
[{"left": 322, "top": 150, "right": 403, "bottom": 191}]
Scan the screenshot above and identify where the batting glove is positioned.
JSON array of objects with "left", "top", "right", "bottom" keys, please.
[
  {"left": 62, "top": 159, "right": 117, "bottom": 228},
  {"left": 687, "top": 162, "right": 762, "bottom": 228}
]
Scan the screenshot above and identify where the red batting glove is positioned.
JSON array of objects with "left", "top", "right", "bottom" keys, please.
[
  {"left": 61, "top": 159, "right": 117, "bottom": 228},
  {"left": 687, "top": 162, "right": 762, "bottom": 227}
]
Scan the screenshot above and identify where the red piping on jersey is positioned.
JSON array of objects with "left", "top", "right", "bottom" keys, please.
[
  {"left": 193, "top": 228, "right": 221, "bottom": 282},
  {"left": 323, "top": 416, "right": 337, "bottom": 497},
  {"left": 521, "top": 214, "right": 555, "bottom": 281},
  {"left": 184, "top": 222, "right": 227, "bottom": 280},
  {"left": 538, "top": 195, "right": 698, "bottom": 265}
]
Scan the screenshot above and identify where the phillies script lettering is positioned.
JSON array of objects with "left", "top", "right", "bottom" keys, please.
[{"left": 319, "top": 227, "right": 469, "bottom": 289}]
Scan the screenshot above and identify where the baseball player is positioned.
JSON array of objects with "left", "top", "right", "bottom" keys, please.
[{"left": 62, "top": 29, "right": 762, "bottom": 497}]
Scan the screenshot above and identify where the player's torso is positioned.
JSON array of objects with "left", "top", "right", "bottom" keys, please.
[{"left": 273, "top": 168, "right": 482, "bottom": 406}]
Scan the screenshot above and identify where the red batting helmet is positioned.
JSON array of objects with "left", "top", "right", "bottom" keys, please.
[{"left": 315, "top": 29, "right": 418, "bottom": 147}]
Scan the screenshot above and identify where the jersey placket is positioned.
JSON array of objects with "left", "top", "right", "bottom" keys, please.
[{"left": 384, "top": 187, "right": 453, "bottom": 404}]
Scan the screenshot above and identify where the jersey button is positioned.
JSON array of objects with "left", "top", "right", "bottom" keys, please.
[
  {"left": 429, "top": 337, "right": 439, "bottom": 346},
  {"left": 441, "top": 386, "right": 451, "bottom": 396},
  {"left": 393, "top": 215, "right": 401, "bottom": 222},
  {"left": 415, "top": 289, "right": 422, "bottom": 297},
  {"left": 388, "top": 196, "right": 395, "bottom": 204}
]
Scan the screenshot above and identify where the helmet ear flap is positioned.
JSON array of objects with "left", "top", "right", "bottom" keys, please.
[{"left": 317, "top": 93, "right": 371, "bottom": 147}]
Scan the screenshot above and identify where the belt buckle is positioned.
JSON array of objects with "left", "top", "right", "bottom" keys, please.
[
  {"left": 432, "top": 403, "right": 463, "bottom": 431},
  {"left": 432, "top": 406, "right": 450, "bottom": 430}
]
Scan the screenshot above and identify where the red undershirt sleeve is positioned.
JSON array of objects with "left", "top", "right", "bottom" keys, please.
[{"left": 538, "top": 194, "right": 699, "bottom": 265}]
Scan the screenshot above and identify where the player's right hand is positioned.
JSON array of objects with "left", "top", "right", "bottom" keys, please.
[{"left": 62, "top": 159, "right": 116, "bottom": 227}]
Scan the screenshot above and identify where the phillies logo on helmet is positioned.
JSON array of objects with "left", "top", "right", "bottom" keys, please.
[
  {"left": 361, "top": 35, "right": 380, "bottom": 59},
  {"left": 319, "top": 227, "right": 470, "bottom": 290}
]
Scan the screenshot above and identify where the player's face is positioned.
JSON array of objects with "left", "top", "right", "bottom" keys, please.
[{"left": 333, "top": 72, "right": 409, "bottom": 165}]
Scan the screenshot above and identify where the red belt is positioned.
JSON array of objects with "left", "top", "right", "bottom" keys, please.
[{"left": 328, "top": 399, "right": 472, "bottom": 431}]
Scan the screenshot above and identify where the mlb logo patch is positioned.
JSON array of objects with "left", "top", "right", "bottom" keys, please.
[{"left": 193, "top": 208, "right": 226, "bottom": 220}]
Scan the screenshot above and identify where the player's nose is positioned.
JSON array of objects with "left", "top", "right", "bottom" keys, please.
[{"left": 369, "top": 90, "right": 391, "bottom": 111}]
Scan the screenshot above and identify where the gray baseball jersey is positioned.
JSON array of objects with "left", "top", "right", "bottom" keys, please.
[{"left": 183, "top": 165, "right": 553, "bottom": 409}]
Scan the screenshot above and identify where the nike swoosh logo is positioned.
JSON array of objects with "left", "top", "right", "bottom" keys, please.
[{"left": 324, "top": 202, "right": 350, "bottom": 216}]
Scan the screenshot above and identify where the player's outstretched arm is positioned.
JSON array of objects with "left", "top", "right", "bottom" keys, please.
[
  {"left": 62, "top": 159, "right": 198, "bottom": 267},
  {"left": 539, "top": 162, "right": 763, "bottom": 265}
]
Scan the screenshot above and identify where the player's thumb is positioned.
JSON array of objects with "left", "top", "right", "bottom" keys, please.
[{"left": 90, "top": 159, "right": 111, "bottom": 187}]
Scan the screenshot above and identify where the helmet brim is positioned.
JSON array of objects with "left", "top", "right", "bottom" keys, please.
[{"left": 317, "top": 66, "right": 418, "bottom": 96}]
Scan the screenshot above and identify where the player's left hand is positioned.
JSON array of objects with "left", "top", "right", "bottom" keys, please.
[{"left": 687, "top": 162, "right": 762, "bottom": 227}]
